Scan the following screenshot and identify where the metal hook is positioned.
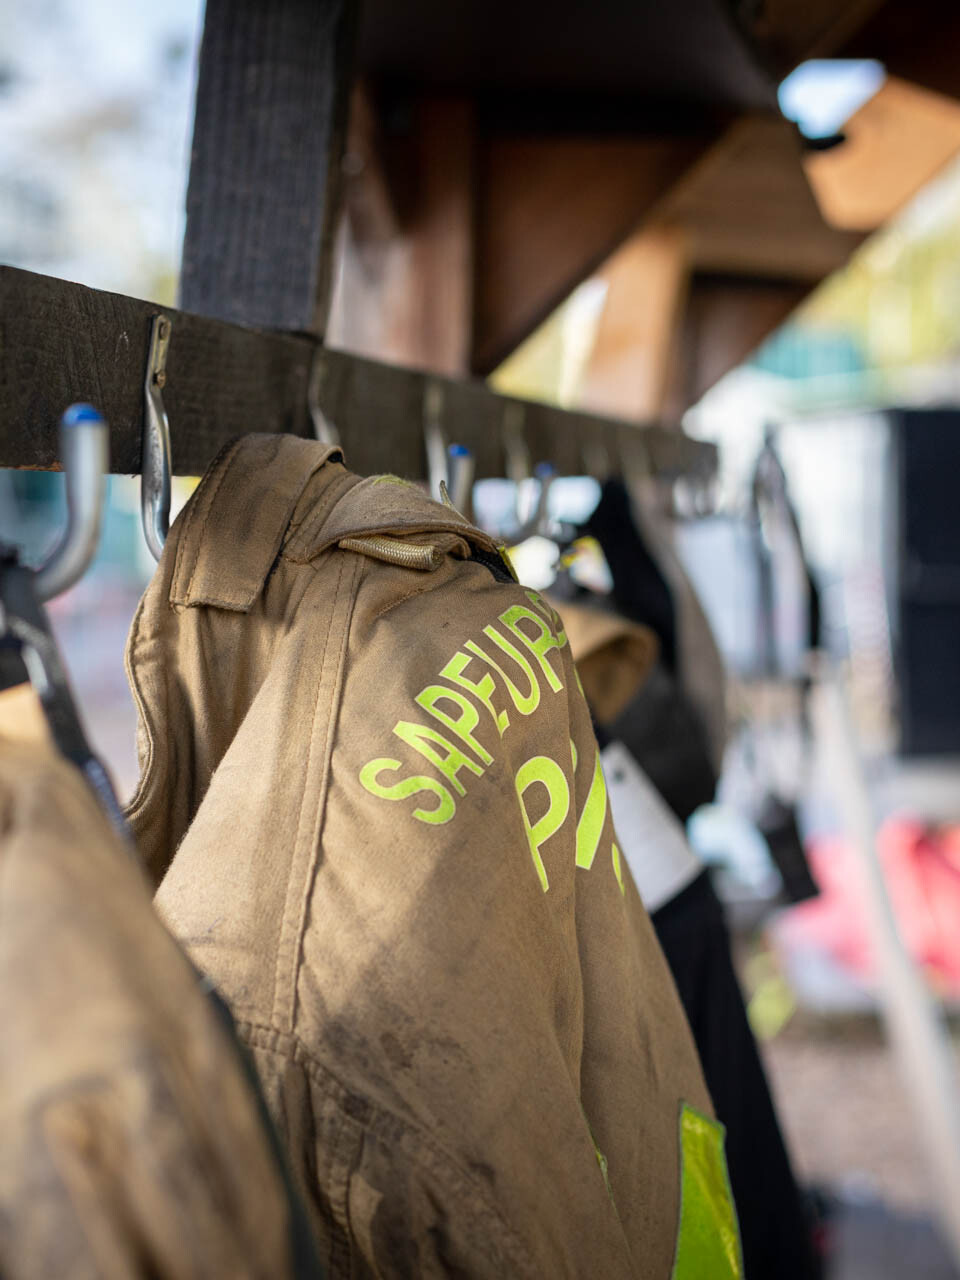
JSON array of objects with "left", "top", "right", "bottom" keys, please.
[
  {"left": 510, "top": 461, "right": 556, "bottom": 543},
  {"left": 502, "top": 402, "right": 530, "bottom": 488},
  {"left": 141, "top": 314, "right": 172, "bottom": 562},
  {"left": 446, "top": 443, "right": 475, "bottom": 515},
  {"left": 581, "top": 436, "right": 611, "bottom": 482},
  {"left": 308, "top": 347, "right": 340, "bottom": 447},
  {"left": 502, "top": 402, "right": 534, "bottom": 535},
  {"left": 423, "top": 380, "right": 449, "bottom": 502},
  {"left": 530, "top": 462, "right": 556, "bottom": 537},
  {"left": 620, "top": 429, "right": 652, "bottom": 491},
  {"left": 34, "top": 404, "right": 109, "bottom": 603},
  {"left": 501, "top": 402, "right": 555, "bottom": 540}
]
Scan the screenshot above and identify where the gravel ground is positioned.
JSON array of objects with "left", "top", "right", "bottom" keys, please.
[{"left": 759, "top": 1012, "right": 954, "bottom": 1212}]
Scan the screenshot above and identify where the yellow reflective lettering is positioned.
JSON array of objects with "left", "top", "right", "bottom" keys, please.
[
  {"left": 359, "top": 758, "right": 456, "bottom": 825},
  {"left": 526, "top": 589, "right": 568, "bottom": 647},
  {"left": 393, "top": 721, "right": 485, "bottom": 796},
  {"left": 441, "top": 650, "right": 510, "bottom": 738},
  {"left": 499, "top": 604, "right": 564, "bottom": 693},
  {"left": 576, "top": 748, "right": 608, "bottom": 870},
  {"left": 515, "top": 755, "right": 570, "bottom": 892},
  {"left": 612, "top": 843, "right": 626, "bottom": 895},
  {"left": 415, "top": 684, "right": 493, "bottom": 765},
  {"left": 466, "top": 631, "right": 540, "bottom": 716}
]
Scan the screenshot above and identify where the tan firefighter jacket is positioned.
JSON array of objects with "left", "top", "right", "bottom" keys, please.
[
  {"left": 125, "top": 434, "right": 738, "bottom": 1278},
  {"left": 0, "top": 734, "right": 305, "bottom": 1279},
  {"left": 550, "top": 598, "right": 659, "bottom": 725}
]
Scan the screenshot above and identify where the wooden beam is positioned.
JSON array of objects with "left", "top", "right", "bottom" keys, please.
[
  {"left": 745, "top": 0, "right": 885, "bottom": 78},
  {"left": 839, "top": 0, "right": 960, "bottom": 106},
  {"left": 662, "top": 274, "right": 809, "bottom": 417},
  {"left": 579, "top": 226, "right": 691, "bottom": 422},
  {"left": 658, "top": 115, "right": 865, "bottom": 279},
  {"left": 472, "top": 131, "right": 716, "bottom": 374},
  {"left": 0, "top": 267, "right": 716, "bottom": 485},
  {"left": 327, "top": 92, "right": 476, "bottom": 376},
  {"left": 179, "top": 0, "right": 358, "bottom": 335},
  {"left": 804, "top": 77, "right": 960, "bottom": 231}
]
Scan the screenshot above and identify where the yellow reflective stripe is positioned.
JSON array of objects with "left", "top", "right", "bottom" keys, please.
[
  {"left": 671, "top": 1105, "right": 743, "bottom": 1280},
  {"left": 575, "top": 749, "right": 607, "bottom": 870},
  {"left": 611, "top": 843, "right": 625, "bottom": 895}
]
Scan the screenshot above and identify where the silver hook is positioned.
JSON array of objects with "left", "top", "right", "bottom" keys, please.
[
  {"left": 446, "top": 443, "right": 475, "bottom": 515},
  {"left": 620, "top": 429, "right": 652, "bottom": 491},
  {"left": 530, "top": 462, "right": 556, "bottom": 537},
  {"left": 141, "top": 314, "right": 172, "bottom": 562},
  {"left": 511, "top": 461, "right": 556, "bottom": 543},
  {"left": 308, "top": 347, "right": 340, "bottom": 447},
  {"left": 582, "top": 436, "right": 611, "bottom": 482},
  {"left": 503, "top": 402, "right": 530, "bottom": 488},
  {"left": 503, "top": 402, "right": 533, "bottom": 535},
  {"left": 34, "top": 403, "right": 109, "bottom": 603},
  {"left": 423, "top": 380, "right": 448, "bottom": 502},
  {"left": 501, "top": 402, "right": 555, "bottom": 540}
]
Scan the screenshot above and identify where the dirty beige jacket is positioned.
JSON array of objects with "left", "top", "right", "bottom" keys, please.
[
  {"left": 0, "top": 735, "right": 301, "bottom": 1279},
  {"left": 126, "top": 434, "right": 713, "bottom": 1278},
  {"left": 551, "top": 598, "right": 659, "bottom": 726}
]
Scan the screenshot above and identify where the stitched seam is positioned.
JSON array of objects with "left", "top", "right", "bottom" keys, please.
[
  {"left": 167, "top": 437, "right": 239, "bottom": 601},
  {"left": 182, "top": 438, "right": 248, "bottom": 602},
  {"left": 170, "top": 436, "right": 241, "bottom": 604},
  {"left": 302, "top": 471, "right": 359, "bottom": 547},
  {"left": 289, "top": 554, "right": 362, "bottom": 1033},
  {"left": 269, "top": 556, "right": 344, "bottom": 1030},
  {"left": 371, "top": 581, "right": 434, "bottom": 622},
  {"left": 285, "top": 470, "right": 362, "bottom": 561},
  {"left": 270, "top": 553, "right": 359, "bottom": 1032},
  {"left": 235, "top": 1018, "right": 540, "bottom": 1278}
]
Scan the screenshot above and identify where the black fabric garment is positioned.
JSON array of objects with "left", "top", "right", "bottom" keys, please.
[
  {"left": 653, "top": 871, "right": 821, "bottom": 1280},
  {"left": 582, "top": 478, "right": 678, "bottom": 672},
  {"left": 609, "top": 663, "right": 717, "bottom": 824}
]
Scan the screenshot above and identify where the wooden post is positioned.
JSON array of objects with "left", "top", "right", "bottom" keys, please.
[
  {"left": 661, "top": 274, "right": 808, "bottom": 419},
  {"left": 579, "top": 225, "right": 691, "bottom": 422},
  {"left": 328, "top": 92, "right": 476, "bottom": 376},
  {"left": 179, "top": 0, "right": 358, "bottom": 335}
]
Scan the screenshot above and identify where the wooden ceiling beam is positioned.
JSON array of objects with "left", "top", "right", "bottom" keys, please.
[
  {"left": 579, "top": 227, "right": 692, "bottom": 422},
  {"left": 471, "top": 130, "right": 718, "bottom": 374}
]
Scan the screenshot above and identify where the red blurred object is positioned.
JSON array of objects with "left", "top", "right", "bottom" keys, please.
[{"left": 779, "top": 820, "right": 960, "bottom": 995}]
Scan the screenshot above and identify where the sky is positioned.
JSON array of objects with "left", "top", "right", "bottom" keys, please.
[{"left": 0, "top": 0, "right": 203, "bottom": 299}]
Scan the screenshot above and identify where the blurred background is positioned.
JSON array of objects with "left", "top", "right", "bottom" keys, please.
[{"left": 5, "top": 0, "right": 960, "bottom": 1274}]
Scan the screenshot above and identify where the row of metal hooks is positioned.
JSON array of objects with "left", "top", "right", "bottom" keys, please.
[{"left": 37, "top": 306, "right": 664, "bottom": 605}]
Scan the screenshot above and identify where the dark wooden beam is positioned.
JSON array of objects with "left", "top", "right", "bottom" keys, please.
[
  {"left": 580, "top": 226, "right": 691, "bottom": 422},
  {"left": 179, "top": 0, "right": 359, "bottom": 335},
  {"left": 328, "top": 91, "right": 476, "bottom": 377},
  {"left": 0, "top": 267, "right": 716, "bottom": 484},
  {"left": 745, "top": 0, "right": 885, "bottom": 80},
  {"left": 835, "top": 0, "right": 960, "bottom": 103},
  {"left": 659, "top": 115, "right": 864, "bottom": 279},
  {"left": 662, "top": 273, "right": 810, "bottom": 418},
  {"left": 472, "top": 131, "right": 716, "bottom": 374}
]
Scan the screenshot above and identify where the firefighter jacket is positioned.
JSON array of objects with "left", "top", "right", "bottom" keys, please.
[
  {"left": 125, "top": 434, "right": 740, "bottom": 1278},
  {"left": 0, "top": 736, "right": 309, "bottom": 1279}
]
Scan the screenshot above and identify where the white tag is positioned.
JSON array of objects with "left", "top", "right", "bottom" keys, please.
[{"left": 601, "top": 741, "right": 701, "bottom": 912}]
